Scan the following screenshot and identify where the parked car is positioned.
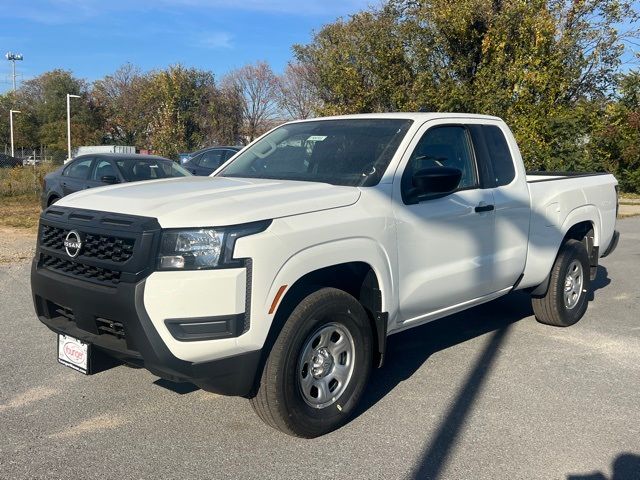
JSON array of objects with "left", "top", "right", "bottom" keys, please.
[
  {"left": 177, "top": 152, "right": 192, "bottom": 165},
  {"left": 40, "top": 153, "right": 190, "bottom": 208},
  {"left": 0, "top": 153, "right": 22, "bottom": 168},
  {"left": 182, "top": 146, "right": 241, "bottom": 175},
  {"left": 31, "top": 113, "right": 618, "bottom": 437}
]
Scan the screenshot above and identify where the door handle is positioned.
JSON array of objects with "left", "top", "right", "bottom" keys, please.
[{"left": 475, "top": 204, "right": 495, "bottom": 213}]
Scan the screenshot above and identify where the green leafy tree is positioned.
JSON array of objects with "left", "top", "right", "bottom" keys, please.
[
  {"left": 295, "top": 0, "right": 638, "bottom": 174},
  {"left": 589, "top": 71, "right": 640, "bottom": 191},
  {"left": 12, "top": 70, "right": 102, "bottom": 161},
  {"left": 145, "top": 65, "right": 217, "bottom": 157}
]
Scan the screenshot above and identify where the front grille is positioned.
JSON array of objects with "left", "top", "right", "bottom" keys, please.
[
  {"left": 38, "top": 207, "right": 161, "bottom": 286},
  {"left": 41, "top": 254, "right": 121, "bottom": 284},
  {"left": 41, "top": 225, "right": 135, "bottom": 263}
]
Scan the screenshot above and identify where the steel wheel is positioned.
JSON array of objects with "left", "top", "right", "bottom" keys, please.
[
  {"left": 297, "top": 322, "right": 355, "bottom": 409},
  {"left": 563, "top": 259, "right": 584, "bottom": 309}
]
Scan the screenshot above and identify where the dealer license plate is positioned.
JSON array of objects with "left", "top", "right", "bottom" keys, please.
[{"left": 57, "top": 334, "right": 89, "bottom": 374}]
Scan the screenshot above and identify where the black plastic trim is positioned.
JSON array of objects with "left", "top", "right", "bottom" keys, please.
[
  {"left": 373, "top": 312, "right": 389, "bottom": 368},
  {"left": 165, "top": 313, "right": 245, "bottom": 341},
  {"left": 526, "top": 171, "right": 610, "bottom": 183},
  {"left": 602, "top": 230, "right": 619, "bottom": 258},
  {"left": 31, "top": 259, "right": 262, "bottom": 397}
]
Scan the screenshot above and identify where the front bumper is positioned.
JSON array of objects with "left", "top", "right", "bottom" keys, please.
[{"left": 31, "top": 262, "right": 261, "bottom": 396}]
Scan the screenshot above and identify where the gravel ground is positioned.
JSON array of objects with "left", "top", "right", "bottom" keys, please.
[
  {"left": 0, "top": 218, "right": 639, "bottom": 480},
  {"left": 0, "top": 228, "right": 36, "bottom": 264}
]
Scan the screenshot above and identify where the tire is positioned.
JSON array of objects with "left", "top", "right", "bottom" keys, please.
[
  {"left": 250, "top": 287, "right": 373, "bottom": 438},
  {"left": 47, "top": 195, "right": 60, "bottom": 207},
  {"left": 532, "top": 239, "right": 591, "bottom": 327}
]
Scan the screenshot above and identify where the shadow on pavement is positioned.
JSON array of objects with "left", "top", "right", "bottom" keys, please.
[
  {"left": 589, "top": 265, "right": 611, "bottom": 301},
  {"left": 567, "top": 453, "right": 640, "bottom": 480},
  {"left": 356, "top": 291, "right": 531, "bottom": 421}
]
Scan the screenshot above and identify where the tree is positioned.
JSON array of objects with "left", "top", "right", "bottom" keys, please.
[
  {"left": 92, "top": 63, "right": 153, "bottom": 146},
  {"left": 12, "top": 70, "right": 102, "bottom": 160},
  {"left": 144, "top": 65, "right": 217, "bottom": 157},
  {"left": 223, "top": 61, "right": 279, "bottom": 141},
  {"left": 295, "top": 0, "right": 639, "bottom": 171},
  {"left": 276, "top": 63, "right": 321, "bottom": 119},
  {"left": 294, "top": 6, "right": 413, "bottom": 115},
  {"left": 208, "top": 84, "right": 244, "bottom": 145},
  {"left": 589, "top": 71, "right": 640, "bottom": 192}
]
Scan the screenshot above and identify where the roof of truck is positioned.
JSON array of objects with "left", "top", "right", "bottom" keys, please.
[{"left": 287, "top": 112, "right": 503, "bottom": 123}]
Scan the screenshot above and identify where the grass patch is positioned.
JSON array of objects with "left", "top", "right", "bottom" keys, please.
[
  {"left": 620, "top": 192, "right": 640, "bottom": 200},
  {"left": 0, "top": 195, "right": 42, "bottom": 230},
  {"left": 0, "top": 164, "right": 59, "bottom": 197}
]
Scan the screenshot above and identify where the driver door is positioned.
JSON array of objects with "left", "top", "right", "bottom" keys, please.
[{"left": 393, "top": 123, "right": 497, "bottom": 325}]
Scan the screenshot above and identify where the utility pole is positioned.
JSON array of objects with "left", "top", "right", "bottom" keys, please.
[
  {"left": 9, "top": 110, "right": 21, "bottom": 157},
  {"left": 5, "top": 52, "right": 24, "bottom": 92},
  {"left": 66, "top": 94, "right": 81, "bottom": 162}
]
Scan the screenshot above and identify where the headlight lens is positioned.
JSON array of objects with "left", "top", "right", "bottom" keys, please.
[
  {"left": 159, "top": 229, "right": 224, "bottom": 270},
  {"left": 157, "top": 220, "right": 272, "bottom": 271}
]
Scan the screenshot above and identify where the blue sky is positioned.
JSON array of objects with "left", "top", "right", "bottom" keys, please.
[
  {"left": 0, "top": 0, "right": 374, "bottom": 92},
  {"left": 0, "top": 0, "right": 637, "bottom": 93}
]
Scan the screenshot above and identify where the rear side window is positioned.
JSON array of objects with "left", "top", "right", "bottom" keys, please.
[
  {"left": 483, "top": 125, "right": 515, "bottom": 186},
  {"left": 63, "top": 158, "right": 93, "bottom": 179}
]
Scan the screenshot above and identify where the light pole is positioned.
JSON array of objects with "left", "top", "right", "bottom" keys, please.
[
  {"left": 66, "top": 94, "right": 81, "bottom": 162},
  {"left": 9, "top": 109, "right": 21, "bottom": 158},
  {"left": 5, "top": 52, "right": 24, "bottom": 92}
]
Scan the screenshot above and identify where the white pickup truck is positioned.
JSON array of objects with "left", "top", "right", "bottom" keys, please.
[{"left": 31, "top": 113, "right": 619, "bottom": 437}]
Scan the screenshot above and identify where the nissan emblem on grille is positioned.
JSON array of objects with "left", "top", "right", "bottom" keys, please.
[{"left": 63, "top": 230, "right": 83, "bottom": 258}]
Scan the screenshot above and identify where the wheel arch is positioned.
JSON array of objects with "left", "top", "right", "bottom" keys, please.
[
  {"left": 257, "top": 248, "right": 392, "bottom": 388},
  {"left": 530, "top": 208, "right": 600, "bottom": 297}
]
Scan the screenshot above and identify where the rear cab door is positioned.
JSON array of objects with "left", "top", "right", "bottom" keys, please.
[{"left": 467, "top": 121, "right": 530, "bottom": 292}]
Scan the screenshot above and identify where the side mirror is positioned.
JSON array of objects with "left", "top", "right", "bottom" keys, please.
[
  {"left": 412, "top": 167, "right": 462, "bottom": 196},
  {"left": 101, "top": 175, "right": 119, "bottom": 185}
]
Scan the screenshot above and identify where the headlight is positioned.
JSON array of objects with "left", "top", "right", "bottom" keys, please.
[{"left": 157, "top": 220, "right": 271, "bottom": 270}]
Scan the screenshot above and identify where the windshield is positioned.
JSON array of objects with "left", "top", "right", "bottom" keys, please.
[
  {"left": 116, "top": 159, "right": 190, "bottom": 182},
  {"left": 218, "top": 119, "right": 413, "bottom": 186}
]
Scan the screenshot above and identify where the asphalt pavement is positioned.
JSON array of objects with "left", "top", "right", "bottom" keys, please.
[{"left": 1, "top": 218, "right": 639, "bottom": 480}]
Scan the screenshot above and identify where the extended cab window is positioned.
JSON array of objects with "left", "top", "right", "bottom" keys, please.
[
  {"left": 483, "top": 125, "right": 515, "bottom": 186},
  {"left": 402, "top": 125, "right": 478, "bottom": 200},
  {"left": 218, "top": 119, "right": 413, "bottom": 187},
  {"left": 63, "top": 158, "right": 93, "bottom": 179}
]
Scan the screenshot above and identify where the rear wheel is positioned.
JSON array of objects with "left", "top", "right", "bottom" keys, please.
[
  {"left": 532, "top": 239, "right": 591, "bottom": 327},
  {"left": 250, "top": 287, "right": 373, "bottom": 438}
]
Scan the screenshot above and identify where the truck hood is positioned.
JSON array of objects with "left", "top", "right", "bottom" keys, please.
[{"left": 56, "top": 176, "right": 361, "bottom": 228}]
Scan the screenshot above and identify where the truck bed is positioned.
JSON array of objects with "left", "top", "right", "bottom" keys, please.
[{"left": 518, "top": 171, "right": 618, "bottom": 290}]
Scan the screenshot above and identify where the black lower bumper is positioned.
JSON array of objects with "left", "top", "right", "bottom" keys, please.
[
  {"left": 601, "top": 230, "right": 619, "bottom": 258},
  {"left": 31, "top": 261, "right": 261, "bottom": 396}
]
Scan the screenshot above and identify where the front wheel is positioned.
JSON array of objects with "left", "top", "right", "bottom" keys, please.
[
  {"left": 250, "top": 287, "right": 373, "bottom": 438},
  {"left": 532, "top": 239, "right": 591, "bottom": 327}
]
